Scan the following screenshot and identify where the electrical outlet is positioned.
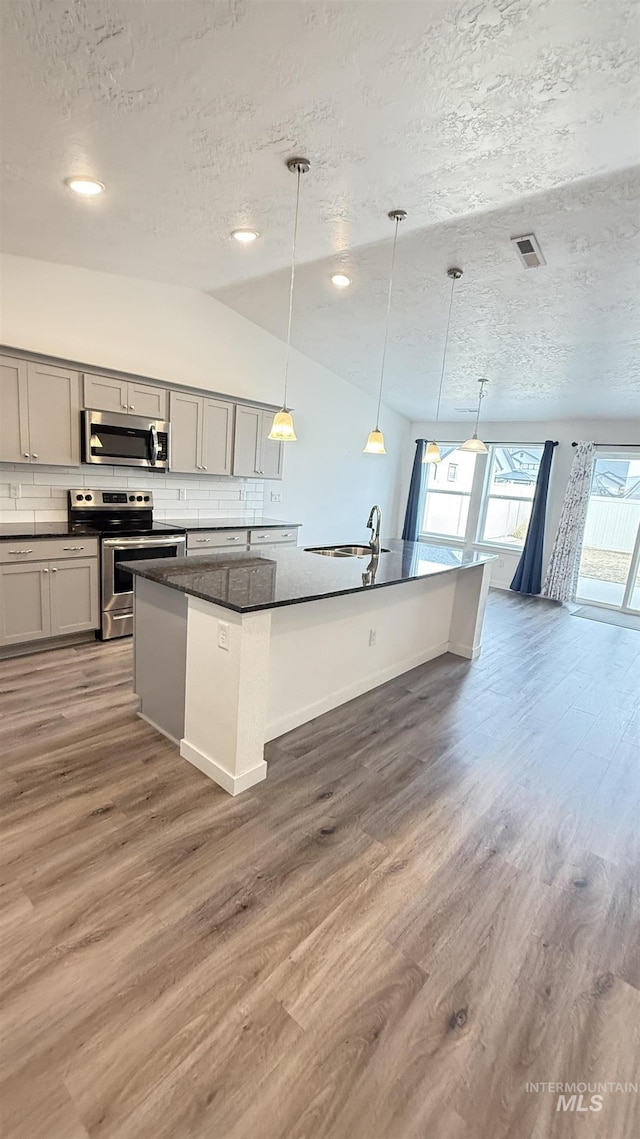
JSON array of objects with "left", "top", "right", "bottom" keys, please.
[
  {"left": 218, "top": 621, "right": 230, "bottom": 651},
  {"left": 270, "top": 491, "right": 282, "bottom": 502},
  {"left": 498, "top": 558, "right": 505, "bottom": 568},
  {"left": 238, "top": 489, "right": 246, "bottom": 501},
  {"left": 369, "top": 628, "right": 377, "bottom": 647},
  {"left": 179, "top": 488, "right": 187, "bottom": 502},
  {"left": 10, "top": 483, "right": 20, "bottom": 499}
]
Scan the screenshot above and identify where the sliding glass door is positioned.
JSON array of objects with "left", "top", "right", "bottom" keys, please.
[{"left": 577, "top": 452, "right": 640, "bottom": 613}]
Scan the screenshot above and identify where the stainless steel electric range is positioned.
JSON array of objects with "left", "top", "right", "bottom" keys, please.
[{"left": 68, "top": 489, "right": 186, "bottom": 640}]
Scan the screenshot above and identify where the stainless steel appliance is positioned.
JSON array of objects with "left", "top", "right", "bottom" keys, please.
[
  {"left": 82, "top": 409, "right": 170, "bottom": 470},
  {"left": 68, "top": 489, "right": 185, "bottom": 640}
]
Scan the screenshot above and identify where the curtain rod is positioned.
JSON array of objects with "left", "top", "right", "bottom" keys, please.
[
  {"left": 571, "top": 441, "right": 638, "bottom": 448},
  {"left": 416, "top": 439, "right": 558, "bottom": 447}
]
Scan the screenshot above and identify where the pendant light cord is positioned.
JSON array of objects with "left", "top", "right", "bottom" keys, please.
[
  {"left": 434, "top": 272, "right": 458, "bottom": 426},
  {"left": 282, "top": 165, "right": 303, "bottom": 410},
  {"left": 375, "top": 214, "right": 401, "bottom": 429},
  {"left": 473, "top": 379, "right": 487, "bottom": 436}
]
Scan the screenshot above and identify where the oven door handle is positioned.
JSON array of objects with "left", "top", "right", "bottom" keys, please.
[
  {"left": 102, "top": 536, "right": 186, "bottom": 549},
  {"left": 150, "top": 424, "right": 159, "bottom": 467}
]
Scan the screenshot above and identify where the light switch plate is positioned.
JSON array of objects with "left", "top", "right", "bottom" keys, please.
[
  {"left": 270, "top": 491, "right": 282, "bottom": 502},
  {"left": 10, "top": 483, "right": 20, "bottom": 499},
  {"left": 218, "top": 621, "right": 229, "bottom": 651},
  {"left": 239, "top": 489, "right": 246, "bottom": 500}
]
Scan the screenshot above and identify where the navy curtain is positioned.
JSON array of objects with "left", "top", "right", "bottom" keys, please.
[
  {"left": 402, "top": 439, "right": 426, "bottom": 542},
  {"left": 510, "top": 439, "right": 556, "bottom": 595}
]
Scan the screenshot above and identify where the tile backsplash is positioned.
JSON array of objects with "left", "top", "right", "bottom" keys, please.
[{"left": 0, "top": 464, "right": 265, "bottom": 524}]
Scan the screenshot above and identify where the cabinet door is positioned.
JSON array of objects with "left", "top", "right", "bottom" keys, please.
[
  {"left": 84, "top": 373, "right": 129, "bottom": 413},
  {"left": 49, "top": 559, "right": 99, "bottom": 636},
  {"left": 169, "top": 391, "right": 201, "bottom": 473},
  {"left": 201, "top": 398, "right": 234, "bottom": 475},
  {"left": 0, "top": 563, "right": 51, "bottom": 646},
  {"left": 232, "top": 405, "right": 261, "bottom": 477},
  {"left": 260, "top": 411, "right": 284, "bottom": 480},
  {"left": 27, "top": 362, "right": 80, "bottom": 466},
  {"left": 0, "top": 354, "right": 30, "bottom": 462},
  {"left": 127, "top": 382, "right": 168, "bottom": 420}
]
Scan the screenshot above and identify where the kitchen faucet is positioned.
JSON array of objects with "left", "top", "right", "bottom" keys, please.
[{"left": 367, "top": 504, "right": 382, "bottom": 556}]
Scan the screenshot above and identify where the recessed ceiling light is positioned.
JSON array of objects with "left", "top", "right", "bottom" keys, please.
[
  {"left": 231, "top": 228, "right": 259, "bottom": 244},
  {"left": 64, "top": 176, "right": 105, "bottom": 197},
  {"left": 331, "top": 272, "right": 352, "bottom": 289}
]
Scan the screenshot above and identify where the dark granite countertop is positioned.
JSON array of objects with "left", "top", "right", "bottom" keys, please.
[
  {"left": 125, "top": 539, "right": 496, "bottom": 614},
  {"left": 0, "top": 522, "right": 102, "bottom": 541},
  {"left": 164, "top": 517, "right": 300, "bottom": 532}
]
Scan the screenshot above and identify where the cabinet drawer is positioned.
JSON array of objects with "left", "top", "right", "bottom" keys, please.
[
  {"left": 0, "top": 538, "right": 99, "bottom": 564},
  {"left": 249, "top": 528, "right": 297, "bottom": 545},
  {"left": 186, "top": 529, "right": 248, "bottom": 551}
]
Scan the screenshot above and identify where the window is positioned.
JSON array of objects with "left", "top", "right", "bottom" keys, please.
[
  {"left": 421, "top": 446, "right": 477, "bottom": 539},
  {"left": 479, "top": 445, "right": 544, "bottom": 548}
]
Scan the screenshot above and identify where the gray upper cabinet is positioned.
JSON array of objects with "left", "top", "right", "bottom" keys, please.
[
  {"left": 83, "top": 374, "right": 168, "bottom": 419},
  {"left": 0, "top": 354, "right": 80, "bottom": 467},
  {"left": 169, "top": 392, "right": 234, "bottom": 476},
  {"left": 232, "top": 405, "right": 283, "bottom": 480}
]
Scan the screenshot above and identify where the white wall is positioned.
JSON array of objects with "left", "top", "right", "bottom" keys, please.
[
  {"left": 0, "top": 254, "right": 410, "bottom": 545},
  {"left": 405, "top": 418, "right": 639, "bottom": 588}
]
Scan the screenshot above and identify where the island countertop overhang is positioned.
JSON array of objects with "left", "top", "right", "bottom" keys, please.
[{"left": 124, "top": 539, "right": 496, "bottom": 615}]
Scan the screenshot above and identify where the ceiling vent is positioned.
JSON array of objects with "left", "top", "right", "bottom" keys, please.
[{"left": 511, "top": 233, "right": 546, "bottom": 269}]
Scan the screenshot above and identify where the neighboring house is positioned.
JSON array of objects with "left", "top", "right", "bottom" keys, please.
[{"left": 493, "top": 447, "right": 541, "bottom": 486}]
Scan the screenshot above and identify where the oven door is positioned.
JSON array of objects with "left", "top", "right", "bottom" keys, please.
[
  {"left": 102, "top": 535, "right": 186, "bottom": 614},
  {"left": 83, "top": 410, "right": 169, "bottom": 470}
]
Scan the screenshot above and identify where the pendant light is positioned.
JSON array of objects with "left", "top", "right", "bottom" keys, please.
[
  {"left": 423, "top": 267, "right": 462, "bottom": 465},
  {"left": 268, "top": 157, "right": 310, "bottom": 442},
  {"left": 460, "top": 378, "right": 489, "bottom": 453},
  {"left": 364, "top": 209, "right": 407, "bottom": 454}
]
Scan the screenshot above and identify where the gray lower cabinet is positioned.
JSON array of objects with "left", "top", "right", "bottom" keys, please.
[
  {"left": 0, "top": 556, "right": 99, "bottom": 647},
  {"left": 0, "top": 563, "right": 51, "bottom": 646},
  {"left": 83, "top": 374, "right": 168, "bottom": 419},
  {"left": 232, "top": 405, "right": 283, "bottom": 479},
  {"left": 50, "top": 558, "right": 99, "bottom": 636},
  {"left": 170, "top": 392, "right": 235, "bottom": 475},
  {"left": 0, "top": 354, "right": 81, "bottom": 467}
]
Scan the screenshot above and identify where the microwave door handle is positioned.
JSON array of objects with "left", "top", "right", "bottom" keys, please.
[{"left": 150, "top": 424, "right": 159, "bottom": 466}]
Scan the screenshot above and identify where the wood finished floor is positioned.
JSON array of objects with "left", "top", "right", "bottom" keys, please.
[{"left": 1, "top": 593, "right": 639, "bottom": 1139}]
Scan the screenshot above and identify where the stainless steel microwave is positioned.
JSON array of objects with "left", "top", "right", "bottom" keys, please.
[{"left": 82, "top": 409, "right": 170, "bottom": 470}]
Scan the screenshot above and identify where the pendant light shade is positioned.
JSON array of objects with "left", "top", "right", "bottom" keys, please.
[
  {"left": 423, "top": 267, "right": 462, "bottom": 465},
  {"left": 424, "top": 441, "right": 442, "bottom": 463},
  {"left": 460, "top": 378, "right": 489, "bottom": 452},
  {"left": 269, "top": 157, "right": 310, "bottom": 444},
  {"left": 268, "top": 409, "right": 297, "bottom": 442},
  {"left": 364, "top": 209, "right": 407, "bottom": 455},
  {"left": 364, "top": 429, "right": 386, "bottom": 455}
]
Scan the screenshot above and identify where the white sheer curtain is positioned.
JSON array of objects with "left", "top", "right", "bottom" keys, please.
[{"left": 542, "top": 441, "right": 595, "bottom": 603}]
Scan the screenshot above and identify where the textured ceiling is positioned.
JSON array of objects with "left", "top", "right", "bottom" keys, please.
[{"left": 1, "top": 0, "right": 639, "bottom": 420}]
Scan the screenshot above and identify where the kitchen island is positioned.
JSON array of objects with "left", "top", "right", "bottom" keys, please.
[{"left": 128, "top": 540, "right": 495, "bottom": 794}]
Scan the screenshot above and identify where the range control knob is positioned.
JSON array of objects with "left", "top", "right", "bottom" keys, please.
[
  {"left": 76, "top": 494, "right": 84, "bottom": 501},
  {"left": 144, "top": 495, "right": 150, "bottom": 502},
  {"left": 85, "top": 494, "right": 93, "bottom": 502},
  {"left": 129, "top": 495, "right": 135, "bottom": 502},
  {"left": 136, "top": 495, "right": 143, "bottom": 502}
]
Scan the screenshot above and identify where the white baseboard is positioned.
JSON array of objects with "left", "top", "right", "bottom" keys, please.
[
  {"left": 265, "top": 639, "right": 449, "bottom": 741},
  {"left": 448, "top": 641, "right": 480, "bottom": 660},
  {"left": 137, "top": 710, "right": 180, "bottom": 747},
  {"left": 180, "top": 738, "right": 268, "bottom": 796}
]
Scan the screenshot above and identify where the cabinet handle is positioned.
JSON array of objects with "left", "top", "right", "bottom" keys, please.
[
  {"left": 130, "top": 405, "right": 135, "bottom": 410},
  {"left": 122, "top": 403, "right": 128, "bottom": 409},
  {"left": 257, "top": 534, "right": 268, "bottom": 538},
  {"left": 23, "top": 452, "right": 29, "bottom": 458},
  {"left": 226, "top": 536, "right": 240, "bottom": 541},
  {"left": 42, "top": 567, "right": 49, "bottom": 573},
  {"left": 196, "top": 538, "right": 211, "bottom": 544},
  {"left": 62, "top": 546, "right": 84, "bottom": 551},
  {"left": 51, "top": 567, "right": 58, "bottom": 573},
  {"left": 202, "top": 466, "right": 207, "bottom": 471},
  {"left": 31, "top": 454, "right": 38, "bottom": 460},
  {"left": 282, "top": 533, "right": 292, "bottom": 537},
  {"left": 7, "top": 548, "right": 34, "bottom": 554}
]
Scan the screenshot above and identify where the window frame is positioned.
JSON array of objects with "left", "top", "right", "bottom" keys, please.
[
  {"left": 476, "top": 443, "right": 543, "bottom": 552},
  {"left": 418, "top": 444, "right": 477, "bottom": 543}
]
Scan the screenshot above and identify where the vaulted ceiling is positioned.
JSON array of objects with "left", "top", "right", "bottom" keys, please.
[{"left": 1, "top": 0, "right": 639, "bottom": 420}]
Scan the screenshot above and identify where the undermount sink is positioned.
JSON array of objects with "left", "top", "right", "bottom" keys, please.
[{"left": 305, "top": 544, "right": 390, "bottom": 558}]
